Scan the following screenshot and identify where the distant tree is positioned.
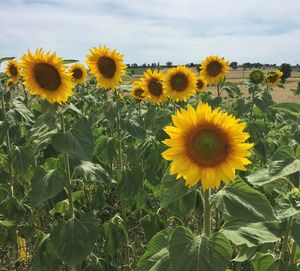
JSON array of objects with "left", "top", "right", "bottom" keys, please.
[
  {"left": 242, "top": 63, "right": 251, "bottom": 69},
  {"left": 131, "top": 63, "right": 138, "bottom": 67},
  {"left": 157, "top": 62, "right": 160, "bottom": 67},
  {"left": 189, "top": 63, "right": 195, "bottom": 67},
  {"left": 279, "top": 63, "right": 292, "bottom": 83},
  {"left": 166, "top": 62, "right": 172, "bottom": 67},
  {"left": 142, "top": 63, "right": 147, "bottom": 68},
  {"left": 151, "top": 63, "right": 156, "bottom": 67},
  {"left": 230, "top": 62, "right": 238, "bottom": 69},
  {"left": 253, "top": 63, "right": 263, "bottom": 68}
]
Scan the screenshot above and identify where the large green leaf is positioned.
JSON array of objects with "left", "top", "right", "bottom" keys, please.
[
  {"left": 270, "top": 103, "right": 300, "bottom": 117},
  {"left": 50, "top": 215, "right": 99, "bottom": 266},
  {"left": 211, "top": 178, "right": 276, "bottom": 222},
  {"left": 28, "top": 166, "right": 67, "bottom": 207},
  {"left": 169, "top": 226, "right": 232, "bottom": 271},
  {"left": 7, "top": 99, "right": 33, "bottom": 124},
  {"left": 0, "top": 196, "right": 26, "bottom": 221},
  {"left": 136, "top": 229, "right": 172, "bottom": 271},
  {"left": 251, "top": 252, "right": 275, "bottom": 271},
  {"left": 120, "top": 116, "right": 146, "bottom": 139},
  {"left": 11, "top": 146, "right": 33, "bottom": 175},
  {"left": 221, "top": 219, "right": 285, "bottom": 247},
  {"left": 291, "top": 214, "right": 300, "bottom": 246},
  {"left": 52, "top": 117, "right": 95, "bottom": 161},
  {"left": 160, "top": 170, "right": 190, "bottom": 208}
]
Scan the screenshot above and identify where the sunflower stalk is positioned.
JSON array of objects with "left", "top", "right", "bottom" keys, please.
[
  {"left": 280, "top": 217, "right": 292, "bottom": 261},
  {"left": 203, "top": 189, "right": 211, "bottom": 236},
  {"left": 290, "top": 241, "right": 297, "bottom": 264},
  {"left": 249, "top": 89, "right": 255, "bottom": 121},
  {"left": 1, "top": 93, "right": 14, "bottom": 197},
  {"left": 59, "top": 112, "right": 74, "bottom": 219}
]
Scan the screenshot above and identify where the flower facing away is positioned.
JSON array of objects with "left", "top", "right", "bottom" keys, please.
[
  {"left": 266, "top": 70, "right": 283, "bottom": 86},
  {"left": 141, "top": 69, "right": 167, "bottom": 104},
  {"left": 200, "top": 56, "right": 230, "bottom": 85},
  {"left": 196, "top": 76, "right": 208, "bottom": 93},
  {"left": 86, "top": 45, "right": 126, "bottom": 90},
  {"left": 164, "top": 66, "right": 197, "bottom": 101},
  {"left": 162, "top": 103, "right": 253, "bottom": 189},
  {"left": 20, "top": 49, "right": 74, "bottom": 104},
  {"left": 249, "top": 69, "right": 264, "bottom": 84},
  {"left": 5, "top": 60, "right": 20, "bottom": 83},
  {"left": 69, "top": 63, "right": 87, "bottom": 84},
  {"left": 130, "top": 81, "right": 145, "bottom": 100}
]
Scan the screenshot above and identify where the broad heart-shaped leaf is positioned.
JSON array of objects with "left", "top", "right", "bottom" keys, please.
[
  {"left": 120, "top": 116, "right": 146, "bottom": 139},
  {"left": 7, "top": 99, "right": 34, "bottom": 124},
  {"left": 211, "top": 177, "right": 276, "bottom": 222},
  {"left": 52, "top": 117, "right": 95, "bottom": 161},
  {"left": 32, "top": 234, "right": 62, "bottom": 271},
  {"left": 50, "top": 215, "right": 99, "bottom": 266},
  {"left": 160, "top": 170, "right": 190, "bottom": 209},
  {"left": 169, "top": 227, "right": 232, "bottom": 271},
  {"left": 136, "top": 229, "right": 172, "bottom": 271},
  {"left": 221, "top": 219, "right": 285, "bottom": 247},
  {"left": 28, "top": 166, "right": 67, "bottom": 207},
  {"left": 74, "top": 161, "right": 112, "bottom": 184},
  {"left": 11, "top": 146, "right": 33, "bottom": 175},
  {"left": 251, "top": 252, "right": 275, "bottom": 271},
  {"left": 270, "top": 102, "right": 300, "bottom": 117}
]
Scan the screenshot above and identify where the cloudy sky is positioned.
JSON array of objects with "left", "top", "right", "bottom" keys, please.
[{"left": 1, "top": 0, "right": 300, "bottom": 66}]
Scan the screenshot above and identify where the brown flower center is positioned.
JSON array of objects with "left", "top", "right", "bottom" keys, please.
[
  {"left": 134, "top": 88, "right": 144, "bottom": 98},
  {"left": 206, "top": 61, "right": 222, "bottom": 77},
  {"left": 148, "top": 78, "right": 163, "bottom": 97},
  {"left": 34, "top": 63, "right": 61, "bottom": 91},
  {"left": 97, "top": 56, "right": 116, "bottom": 78},
  {"left": 197, "top": 79, "right": 204, "bottom": 89},
  {"left": 186, "top": 126, "right": 229, "bottom": 167},
  {"left": 9, "top": 65, "right": 18, "bottom": 76},
  {"left": 170, "top": 72, "right": 188, "bottom": 92},
  {"left": 267, "top": 74, "right": 278, "bottom": 84},
  {"left": 72, "top": 68, "right": 83, "bottom": 79}
]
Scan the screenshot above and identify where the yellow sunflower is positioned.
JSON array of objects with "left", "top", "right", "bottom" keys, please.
[
  {"left": 5, "top": 60, "right": 20, "bottom": 83},
  {"left": 200, "top": 56, "right": 229, "bottom": 85},
  {"left": 69, "top": 63, "right": 87, "bottom": 84},
  {"left": 20, "top": 49, "right": 73, "bottom": 104},
  {"left": 196, "top": 76, "right": 208, "bottom": 93},
  {"left": 164, "top": 66, "right": 197, "bottom": 101},
  {"left": 130, "top": 81, "right": 145, "bottom": 100},
  {"left": 162, "top": 103, "right": 253, "bottom": 189},
  {"left": 266, "top": 70, "right": 283, "bottom": 86},
  {"left": 141, "top": 69, "right": 167, "bottom": 104},
  {"left": 86, "top": 45, "right": 126, "bottom": 90}
]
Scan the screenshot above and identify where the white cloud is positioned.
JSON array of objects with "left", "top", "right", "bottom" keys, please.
[{"left": 0, "top": 0, "right": 300, "bottom": 68}]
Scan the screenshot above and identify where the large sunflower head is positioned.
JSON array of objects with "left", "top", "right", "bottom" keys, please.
[
  {"left": 141, "top": 69, "right": 167, "bottom": 104},
  {"left": 164, "top": 66, "right": 197, "bottom": 101},
  {"left": 130, "top": 81, "right": 145, "bottom": 100},
  {"left": 196, "top": 76, "right": 208, "bottom": 93},
  {"left": 266, "top": 70, "right": 283, "bottom": 86},
  {"left": 69, "top": 63, "right": 87, "bottom": 84},
  {"left": 86, "top": 45, "right": 126, "bottom": 90},
  {"left": 162, "top": 103, "right": 253, "bottom": 189},
  {"left": 20, "top": 49, "right": 74, "bottom": 104},
  {"left": 200, "top": 56, "right": 229, "bottom": 85},
  {"left": 249, "top": 69, "right": 264, "bottom": 84},
  {"left": 5, "top": 60, "right": 20, "bottom": 83}
]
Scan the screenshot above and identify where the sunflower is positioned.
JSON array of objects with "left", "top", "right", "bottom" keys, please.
[
  {"left": 6, "top": 79, "right": 15, "bottom": 90},
  {"left": 164, "top": 66, "right": 197, "bottom": 101},
  {"left": 196, "top": 76, "right": 208, "bottom": 93},
  {"left": 249, "top": 69, "right": 264, "bottom": 84},
  {"left": 86, "top": 45, "right": 126, "bottom": 90},
  {"left": 69, "top": 63, "right": 87, "bottom": 84},
  {"left": 130, "top": 81, "right": 145, "bottom": 100},
  {"left": 200, "top": 56, "right": 229, "bottom": 85},
  {"left": 5, "top": 60, "right": 20, "bottom": 83},
  {"left": 141, "top": 69, "right": 167, "bottom": 104},
  {"left": 266, "top": 70, "right": 283, "bottom": 86},
  {"left": 20, "top": 49, "right": 73, "bottom": 104},
  {"left": 162, "top": 103, "right": 253, "bottom": 189}
]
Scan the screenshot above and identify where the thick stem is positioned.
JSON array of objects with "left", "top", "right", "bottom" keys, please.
[
  {"left": 203, "top": 189, "right": 211, "bottom": 236},
  {"left": 280, "top": 217, "right": 292, "bottom": 261},
  {"left": 290, "top": 241, "right": 297, "bottom": 264},
  {"left": 1, "top": 94, "right": 14, "bottom": 196},
  {"left": 59, "top": 113, "right": 74, "bottom": 219}
]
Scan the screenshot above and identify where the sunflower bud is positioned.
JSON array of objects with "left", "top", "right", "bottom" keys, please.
[{"left": 249, "top": 69, "right": 264, "bottom": 84}]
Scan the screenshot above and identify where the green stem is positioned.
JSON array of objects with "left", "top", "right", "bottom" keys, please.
[
  {"left": 1, "top": 94, "right": 14, "bottom": 197},
  {"left": 217, "top": 84, "right": 221, "bottom": 97},
  {"left": 203, "top": 189, "right": 211, "bottom": 236},
  {"left": 290, "top": 241, "right": 297, "bottom": 264},
  {"left": 173, "top": 101, "right": 176, "bottom": 114},
  {"left": 59, "top": 113, "right": 74, "bottom": 219},
  {"left": 280, "top": 217, "right": 292, "bottom": 261},
  {"left": 249, "top": 90, "right": 255, "bottom": 121}
]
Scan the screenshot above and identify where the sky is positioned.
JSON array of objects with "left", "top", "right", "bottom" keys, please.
[{"left": 1, "top": 0, "right": 300, "bottom": 66}]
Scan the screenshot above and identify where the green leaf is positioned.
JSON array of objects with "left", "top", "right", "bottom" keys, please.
[
  {"left": 7, "top": 99, "right": 33, "bottom": 124},
  {"left": 291, "top": 215, "right": 300, "bottom": 246},
  {"left": 141, "top": 214, "right": 165, "bottom": 241},
  {"left": 100, "top": 215, "right": 126, "bottom": 259},
  {"left": 0, "top": 121, "right": 9, "bottom": 145},
  {"left": 62, "top": 59, "right": 79, "bottom": 64},
  {"left": 0, "top": 196, "right": 26, "bottom": 221},
  {"left": 169, "top": 226, "right": 232, "bottom": 271},
  {"left": 160, "top": 170, "right": 190, "bottom": 209},
  {"left": 52, "top": 117, "right": 95, "bottom": 161},
  {"left": 0, "top": 57, "right": 15, "bottom": 66},
  {"left": 50, "top": 215, "right": 99, "bottom": 266},
  {"left": 32, "top": 234, "right": 62, "bottom": 271},
  {"left": 211, "top": 177, "right": 276, "bottom": 222},
  {"left": 28, "top": 166, "right": 67, "bottom": 207},
  {"left": 233, "top": 244, "right": 273, "bottom": 262},
  {"left": 120, "top": 116, "right": 146, "bottom": 139},
  {"left": 270, "top": 103, "right": 300, "bottom": 117},
  {"left": 136, "top": 229, "right": 172, "bottom": 271},
  {"left": 221, "top": 219, "right": 285, "bottom": 247},
  {"left": 11, "top": 146, "right": 33, "bottom": 175},
  {"left": 251, "top": 252, "right": 275, "bottom": 271}
]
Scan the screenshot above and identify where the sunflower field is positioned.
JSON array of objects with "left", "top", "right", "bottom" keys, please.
[{"left": 0, "top": 47, "right": 300, "bottom": 271}]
